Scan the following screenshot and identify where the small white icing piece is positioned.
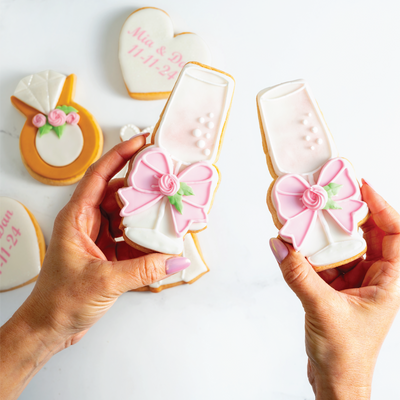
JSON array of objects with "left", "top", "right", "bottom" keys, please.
[
  {"left": 308, "top": 112, "right": 312, "bottom": 117},
  {"left": 205, "top": 133, "right": 211, "bottom": 139},
  {"left": 35, "top": 124, "right": 84, "bottom": 167},
  {"left": 302, "top": 119, "right": 308, "bottom": 125},
  {"left": 192, "top": 128, "right": 202, "bottom": 137},
  {"left": 114, "top": 125, "right": 154, "bottom": 179},
  {"left": 196, "top": 140, "right": 205, "bottom": 148},
  {"left": 311, "top": 126, "right": 318, "bottom": 133},
  {"left": 155, "top": 63, "right": 235, "bottom": 164},
  {"left": 310, "top": 146, "right": 315, "bottom": 150},
  {"left": 203, "top": 148, "right": 211, "bottom": 156},
  {"left": 118, "top": 7, "right": 211, "bottom": 97},
  {"left": 206, "top": 121, "right": 214, "bottom": 129},
  {"left": 208, "top": 112, "right": 214, "bottom": 118},
  {"left": 257, "top": 79, "right": 338, "bottom": 176},
  {"left": 305, "top": 135, "right": 311, "bottom": 141},
  {"left": 149, "top": 233, "right": 208, "bottom": 290},
  {"left": 13, "top": 70, "right": 67, "bottom": 115},
  {"left": 199, "top": 117, "right": 205, "bottom": 123},
  {"left": 0, "top": 197, "right": 42, "bottom": 292},
  {"left": 317, "top": 138, "right": 323, "bottom": 145}
]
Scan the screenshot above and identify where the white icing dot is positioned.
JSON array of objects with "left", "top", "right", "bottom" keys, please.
[
  {"left": 203, "top": 148, "right": 211, "bottom": 156},
  {"left": 192, "top": 129, "right": 202, "bottom": 137},
  {"left": 302, "top": 119, "right": 308, "bottom": 125},
  {"left": 205, "top": 133, "right": 211, "bottom": 139},
  {"left": 311, "top": 126, "right": 318, "bottom": 133},
  {"left": 196, "top": 140, "right": 205, "bottom": 148},
  {"left": 208, "top": 113, "right": 214, "bottom": 118},
  {"left": 317, "top": 138, "right": 323, "bottom": 145},
  {"left": 308, "top": 113, "right": 312, "bottom": 117},
  {"left": 199, "top": 117, "right": 205, "bottom": 123},
  {"left": 305, "top": 135, "right": 311, "bottom": 141},
  {"left": 310, "top": 146, "right": 315, "bottom": 150},
  {"left": 207, "top": 121, "right": 214, "bottom": 129}
]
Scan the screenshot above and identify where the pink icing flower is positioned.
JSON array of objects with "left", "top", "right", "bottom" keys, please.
[
  {"left": 47, "top": 109, "right": 67, "bottom": 127},
  {"left": 301, "top": 185, "right": 328, "bottom": 210},
  {"left": 158, "top": 174, "right": 180, "bottom": 196},
  {"left": 66, "top": 112, "right": 80, "bottom": 125},
  {"left": 32, "top": 113, "right": 46, "bottom": 128}
]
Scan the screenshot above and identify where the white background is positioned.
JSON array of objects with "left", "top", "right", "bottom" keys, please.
[{"left": 1, "top": 0, "right": 400, "bottom": 399}]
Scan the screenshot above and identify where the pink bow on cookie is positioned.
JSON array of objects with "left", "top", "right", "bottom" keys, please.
[
  {"left": 118, "top": 146, "right": 215, "bottom": 237},
  {"left": 272, "top": 158, "right": 367, "bottom": 250}
]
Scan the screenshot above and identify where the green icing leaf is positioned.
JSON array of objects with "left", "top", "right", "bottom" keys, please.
[
  {"left": 168, "top": 193, "right": 183, "bottom": 214},
  {"left": 179, "top": 182, "right": 194, "bottom": 196},
  {"left": 38, "top": 123, "right": 53, "bottom": 137},
  {"left": 53, "top": 124, "right": 66, "bottom": 138},
  {"left": 323, "top": 198, "right": 342, "bottom": 210},
  {"left": 56, "top": 105, "right": 78, "bottom": 114},
  {"left": 323, "top": 182, "right": 342, "bottom": 197}
]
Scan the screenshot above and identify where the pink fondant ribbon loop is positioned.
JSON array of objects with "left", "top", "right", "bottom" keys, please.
[
  {"left": 272, "top": 158, "right": 367, "bottom": 250},
  {"left": 118, "top": 146, "right": 215, "bottom": 237}
]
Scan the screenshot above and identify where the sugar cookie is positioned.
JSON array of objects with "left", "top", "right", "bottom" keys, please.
[
  {"left": 119, "top": 7, "right": 211, "bottom": 100},
  {"left": 11, "top": 70, "right": 103, "bottom": 186},
  {"left": 257, "top": 80, "right": 369, "bottom": 272},
  {"left": 117, "top": 62, "right": 235, "bottom": 255},
  {"left": 0, "top": 197, "right": 45, "bottom": 292}
]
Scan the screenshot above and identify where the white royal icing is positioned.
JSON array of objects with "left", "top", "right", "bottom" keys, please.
[
  {"left": 149, "top": 233, "right": 208, "bottom": 289},
  {"left": 154, "top": 63, "right": 235, "bottom": 164},
  {"left": 14, "top": 70, "right": 66, "bottom": 114},
  {"left": 0, "top": 197, "right": 41, "bottom": 291},
  {"left": 35, "top": 124, "right": 84, "bottom": 167},
  {"left": 259, "top": 80, "right": 368, "bottom": 267},
  {"left": 119, "top": 8, "right": 211, "bottom": 96},
  {"left": 257, "top": 79, "right": 338, "bottom": 176}
]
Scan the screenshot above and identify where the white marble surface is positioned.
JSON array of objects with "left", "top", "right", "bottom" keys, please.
[{"left": 1, "top": 0, "right": 399, "bottom": 399}]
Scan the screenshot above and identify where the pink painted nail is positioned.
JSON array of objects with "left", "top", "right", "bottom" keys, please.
[
  {"left": 269, "top": 238, "right": 289, "bottom": 263},
  {"left": 129, "top": 132, "right": 150, "bottom": 140},
  {"left": 165, "top": 257, "right": 191, "bottom": 275},
  {"left": 361, "top": 178, "right": 376, "bottom": 192}
]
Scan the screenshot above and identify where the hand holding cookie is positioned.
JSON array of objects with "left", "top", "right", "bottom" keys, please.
[
  {"left": 0, "top": 137, "right": 190, "bottom": 399},
  {"left": 270, "top": 182, "right": 400, "bottom": 399}
]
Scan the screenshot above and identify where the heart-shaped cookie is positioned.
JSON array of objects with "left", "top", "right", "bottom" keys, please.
[
  {"left": 119, "top": 7, "right": 211, "bottom": 100},
  {"left": 0, "top": 197, "right": 45, "bottom": 292}
]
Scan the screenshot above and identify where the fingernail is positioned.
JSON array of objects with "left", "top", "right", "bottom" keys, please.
[
  {"left": 361, "top": 178, "right": 376, "bottom": 191},
  {"left": 269, "top": 238, "right": 289, "bottom": 263},
  {"left": 129, "top": 132, "right": 150, "bottom": 140},
  {"left": 165, "top": 257, "right": 191, "bottom": 275}
]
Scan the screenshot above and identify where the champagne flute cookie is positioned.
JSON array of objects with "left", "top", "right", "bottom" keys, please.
[
  {"left": 119, "top": 7, "right": 211, "bottom": 100},
  {"left": 0, "top": 197, "right": 45, "bottom": 292},
  {"left": 11, "top": 70, "right": 103, "bottom": 186},
  {"left": 117, "top": 62, "right": 235, "bottom": 255},
  {"left": 257, "top": 80, "right": 369, "bottom": 272}
]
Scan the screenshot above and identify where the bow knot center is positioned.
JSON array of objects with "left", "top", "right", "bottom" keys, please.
[
  {"left": 302, "top": 185, "right": 328, "bottom": 210},
  {"left": 158, "top": 173, "right": 180, "bottom": 196}
]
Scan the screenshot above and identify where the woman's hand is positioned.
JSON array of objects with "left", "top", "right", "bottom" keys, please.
[
  {"left": 270, "top": 181, "right": 400, "bottom": 400},
  {"left": 0, "top": 135, "right": 190, "bottom": 399}
]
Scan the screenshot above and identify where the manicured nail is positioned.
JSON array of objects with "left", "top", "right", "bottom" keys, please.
[
  {"left": 361, "top": 178, "right": 376, "bottom": 191},
  {"left": 269, "top": 238, "right": 289, "bottom": 263},
  {"left": 165, "top": 257, "right": 191, "bottom": 275},
  {"left": 129, "top": 132, "right": 150, "bottom": 140}
]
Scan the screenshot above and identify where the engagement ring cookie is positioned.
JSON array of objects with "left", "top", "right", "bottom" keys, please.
[
  {"left": 119, "top": 7, "right": 211, "bottom": 100},
  {"left": 0, "top": 197, "right": 45, "bottom": 292},
  {"left": 117, "top": 62, "right": 235, "bottom": 255},
  {"left": 257, "top": 80, "right": 369, "bottom": 271},
  {"left": 11, "top": 70, "right": 103, "bottom": 185}
]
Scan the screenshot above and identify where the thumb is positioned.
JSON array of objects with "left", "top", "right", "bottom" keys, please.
[
  {"left": 113, "top": 253, "right": 190, "bottom": 292},
  {"left": 269, "top": 238, "right": 331, "bottom": 306}
]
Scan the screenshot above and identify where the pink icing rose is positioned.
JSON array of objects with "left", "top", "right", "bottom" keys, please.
[
  {"left": 66, "top": 112, "right": 80, "bottom": 125},
  {"left": 32, "top": 113, "right": 46, "bottom": 128},
  {"left": 47, "top": 109, "right": 67, "bottom": 127},
  {"left": 302, "top": 185, "right": 328, "bottom": 210},
  {"left": 158, "top": 174, "right": 180, "bottom": 196}
]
